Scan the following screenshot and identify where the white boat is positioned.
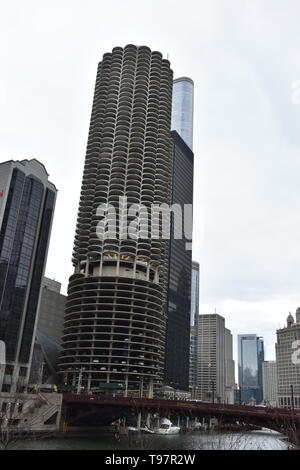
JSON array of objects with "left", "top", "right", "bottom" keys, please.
[{"left": 154, "top": 418, "right": 180, "bottom": 435}]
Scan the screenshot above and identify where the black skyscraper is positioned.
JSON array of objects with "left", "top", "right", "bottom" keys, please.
[{"left": 165, "top": 131, "right": 194, "bottom": 391}]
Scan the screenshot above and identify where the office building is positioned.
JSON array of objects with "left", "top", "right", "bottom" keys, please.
[
  {"left": 171, "top": 77, "right": 194, "bottom": 149},
  {"left": 189, "top": 261, "right": 199, "bottom": 396},
  {"left": 0, "top": 159, "right": 57, "bottom": 392},
  {"left": 238, "top": 334, "right": 264, "bottom": 404},
  {"left": 196, "top": 314, "right": 226, "bottom": 402},
  {"left": 164, "top": 131, "right": 193, "bottom": 391},
  {"left": 59, "top": 45, "right": 173, "bottom": 396},
  {"left": 37, "top": 277, "right": 66, "bottom": 345},
  {"left": 225, "top": 328, "right": 235, "bottom": 404},
  {"left": 262, "top": 360, "right": 278, "bottom": 407},
  {"left": 276, "top": 310, "right": 300, "bottom": 408},
  {"left": 29, "top": 277, "right": 66, "bottom": 384}
]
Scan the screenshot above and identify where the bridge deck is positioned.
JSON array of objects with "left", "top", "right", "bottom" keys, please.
[{"left": 62, "top": 394, "right": 300, "bottom": 421}]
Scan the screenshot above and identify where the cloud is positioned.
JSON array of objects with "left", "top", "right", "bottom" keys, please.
[{"left": 1, "top": 0, "right": 300, "bottom": 360}]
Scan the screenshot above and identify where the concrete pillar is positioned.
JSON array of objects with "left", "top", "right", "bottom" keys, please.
[
  {"left": 177, "top": 415, "right": 180, "bottom": 427},
  {"left": 0, "top": 364, "right": 5, "bottom": 393},
  {"left": 10, "top": 365, "right": 20, "bottom": 393},
  {"left": 146, "top": 412, "right": 151, "bottom": 427},
  {"left": 148, "top": 378, "right": 154, "bottom": 398},
  {"left": 85, "top": 259, "right": 89, "bottom": 276},
  {"left": 139, "top": 377, "right": 144, "bottom": 398},
  {"left": 119, "top": 257, "right": 122, "bottom": 276},
  {"left": 186, "top": 416, "right": 190, "bottom": 430},
  {"left": 137, "top": 411, "right": 142, "bottom": 430},
  {"left": 124, "top": 375, "right": 128, "bottom": 397}
]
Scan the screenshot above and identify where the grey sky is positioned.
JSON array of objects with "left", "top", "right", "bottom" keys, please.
[{"left": 1, "top": 0, "right": 300, "bottom": 363}]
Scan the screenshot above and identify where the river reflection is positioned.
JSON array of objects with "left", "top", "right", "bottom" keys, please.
[{"left": 13, "top": 429, "right": 291, "bottom": 451}]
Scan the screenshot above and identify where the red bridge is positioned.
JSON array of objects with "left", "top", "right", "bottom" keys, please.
[{"left": 62, "top": 394, "right": 300, "bottom": 445}]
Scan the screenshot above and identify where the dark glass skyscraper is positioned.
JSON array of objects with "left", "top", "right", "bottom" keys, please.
[
  {"left": 164, "top": 131, "right": 193, "bottom": 391},
  {"left": 0, "top": 159, "right": 57, "bottom": 392},
  {"left": 59, "top": 45, "right": 173, "bottom": 396},
  {"left": 238, "top": 334, "right": 264, "bottom": 404},
  {"left": 189, "top": 261, "right": 199, "bottom": 395}
]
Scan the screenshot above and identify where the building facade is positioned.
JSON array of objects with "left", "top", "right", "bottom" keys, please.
[
  {"left": 37, "top": 277, "right": 66, "bottom": 345},
  {"left": 225, "top": 328, "right": 235, "bottom": 404},
  {"left": 196, "top": 314, "right": 226, "bottom": 403},
  {"left": 0, "top": 159, "right": 57, "bottom": 392},
  {"left": 59, "top": 45, "right": 173, "bottom": 396},
  {"left": 171, "top": 77, "right": 194, "bottom": 150},
  {"left": 262, "top": 360, "right": 277, "bottom": 407},
  {"left": 29, "top": 277, "right": 66, "bottom": 385},
  {"left": 189, "top": 261, "right": 199, "bottom": 397},
  {"left": 164, "top": 131, "right": 193, "bottom": 391},
  {"left": 238, "top": 334, "right": 264, "bottom": 404},
  {"left": 276, "top": 310, "right": 300, "bottom": 409}
]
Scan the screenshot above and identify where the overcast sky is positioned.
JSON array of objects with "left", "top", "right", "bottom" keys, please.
[{"left": 1, "top": 0, "right": 300, "bottom": 364}]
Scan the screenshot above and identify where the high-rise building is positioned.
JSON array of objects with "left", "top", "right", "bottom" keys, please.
[
  {"left": 262, "top": 360, "right": 277, "bottom": 407},
  {"left": 225, "top": 328, "right": 235, "bottom": 404},
  {"left": 276, "top": 310, "right": 300, "bottom": 408},
  {"left": 37, "top": 277, "right": 66, "bottom": 345},
  {"left": 238, "top": 334, "right": 264, "bottom": 404},
  {"left": 164, "top": 131, "right": 193, "bottom": 391},
  {"left": 189, "top": 261, "right": 199, "bottom": 396},
  {"left": 196, "top": 314, "right": 226, "bottom": 402},
  {"left": 29, "top": 277, "right": 66, "bottom": 385},
  {"left": 0, "top": 159, "right": 57, "bottom": 392},
  {"left": 59, "top": 45, "right": 173, "bottom": 396},
  {"left": 171, "top": 77, "right": 194, "bottom": 150}
]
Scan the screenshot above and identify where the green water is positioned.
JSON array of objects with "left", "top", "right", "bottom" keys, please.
[{"left": 9, "top": 429, "right": 291, "bottom": 450}]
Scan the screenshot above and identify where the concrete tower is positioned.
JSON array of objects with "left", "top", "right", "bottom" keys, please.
[{"left": 59, "top": 45, "right": 173, "bottom": 396}]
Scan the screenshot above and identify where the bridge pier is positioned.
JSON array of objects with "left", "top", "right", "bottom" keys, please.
[{"left": 137, "top": 411, "right": 142, "bottom": 430}]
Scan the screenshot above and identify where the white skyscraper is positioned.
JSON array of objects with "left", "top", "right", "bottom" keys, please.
[
  {"left": 276, "top": 310, "right": 300, "bottom": 408},
  {"left": 196, "top": 314, "right": 226, "bottom": 403},
  {"left": 262, "top": 361, "right": 278, "bottom": 406}
]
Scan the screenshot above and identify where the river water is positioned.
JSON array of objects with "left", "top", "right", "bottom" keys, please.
[{"left": 12, "top": 429, "right": 291, "bottom": 450}]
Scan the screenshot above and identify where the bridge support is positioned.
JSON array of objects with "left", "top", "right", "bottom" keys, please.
[
  {"left": 137, "top": 411, "right": 142, "bottom": 430},
  {"left": 139, "top": 378, "right": 144, "bottom": 398},
  {"left": 148, "top": 379, "right": 154, "bottom": 399}
]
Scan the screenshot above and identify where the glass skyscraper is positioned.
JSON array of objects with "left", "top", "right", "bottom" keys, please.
[
  {"left": 189, "top": 261, "right": 199, "bottom": 395},
  {"left": 165, "top": 131, "right": 194, "bottom": 391},
  {"left": 238, "top": 334, "right": 264, "bottom": 404},
  {"left": 0, "top": 159, "right": 57, "bottom": 392},
  {"left": 171, "top": 77, "right": 194, "bottom": 150}
]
